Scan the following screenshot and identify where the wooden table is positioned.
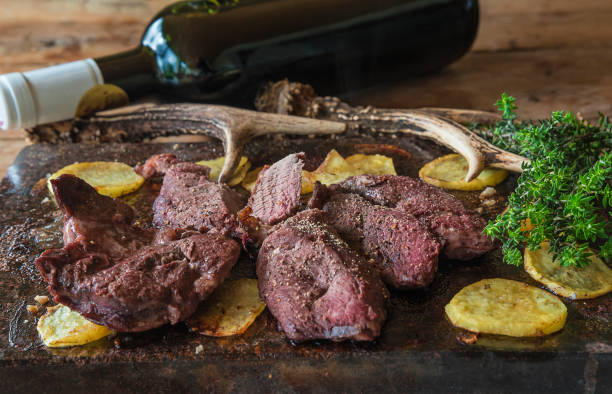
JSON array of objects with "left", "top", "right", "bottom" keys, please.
[{"left": 1, "top": 0, "right": 612, "bottom": 176}]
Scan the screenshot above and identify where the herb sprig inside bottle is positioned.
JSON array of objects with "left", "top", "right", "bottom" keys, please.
[{"left": 479, "top": 94, "right": 612, "bottom": 267}]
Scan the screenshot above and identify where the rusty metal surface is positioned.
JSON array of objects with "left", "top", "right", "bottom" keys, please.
[{"left": 0, "top": 135, "right": 610, "bottom": 393}]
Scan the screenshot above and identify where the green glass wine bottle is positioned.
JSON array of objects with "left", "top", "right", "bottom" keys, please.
[{"left": 0, "top": 0, "right": 479, "bottom": 130}]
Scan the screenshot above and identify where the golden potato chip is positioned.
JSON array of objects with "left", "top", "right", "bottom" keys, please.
[
  {"left": 303, "top": 149, "right": 397, "bottom": 194},
  {"left": 37, "top": 305, "right": 114, "bottom": 348},
  {"left": 48, "top": 161, "right": 144, "bottom": 198},
  {"left": 241, "top": 166, "right": 265, "bottom": 192},
  {"left": 196, "top": 156, "right": 251, "bottom": 186},
  {"left": 345, "top": 154, "right": 397, "bottom": 176},
  {"left": 524, "top": 243, "right": 612, "bottom": 300},
  {"left": 419, "top": 154, "right": 509, "bottom": 191},
  {"left": 75, "top": 84, "right": 129, "bottom": 118},
  {"left": 187, "top": 279, "right": 266, "bottom": 337},
  {"left": 243, "top": 150, "right": 397, "bottom": 195},
  {"left": 302, "top": 150, "right": 355, "bottom": 194},
  {"left": 445, "top": 278, "right": 567, "bottom": 337}
]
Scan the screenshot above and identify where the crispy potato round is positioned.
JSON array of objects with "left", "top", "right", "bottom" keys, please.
[
  {"left": 196, "top": 156, "right": 251, "bottom": 186},
  {"left": 37, "top": 305, "right": 114, "bottom": 348},
  {"left": 48, "top": 161, "right": 144, "bottom": 198},
  {"left": 419, "top": 154, "right": 508, "bottom": 191},
  {"left": 524, "top": 243, "right": 612, "bottom": 300},
  {"left": 187, "top": 279, "right": 266, "bottom": 337},
  {"left": 241, "top": 166, "right": 264, "bottom": 192},
  {"left": 345, "top": 154, "right": 397, "bottom": 176},
  {"left": 445, "top": 278, "right": 567, "bottom": 337},
  {"left": 75, "top": 84, "right": 129, "bottom": 118},
  {"left": 303, "top": 149, "right": 397, "bottom": 194}
]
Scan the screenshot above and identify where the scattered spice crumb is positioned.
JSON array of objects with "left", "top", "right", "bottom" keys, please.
[
  {"left": 195, "top": 344, "right": 204, "bottom": 354},
  {"left": 34, "top": 295, "right": 49, "bottom": 305},
  {"left": 23, "top": 320, "right": 29, "bottom": 324},
  {"left": 482, "top": 198, "right": 497, "bottom": 207},
  {"left": 26, "top": 305, "right": 39, "bottom": 314},
  {"left": 456, "top": 331, "right": 478, "bottom": 345},
  {"left": 479, "top": 187, "right": 497, "bottom": 199}
]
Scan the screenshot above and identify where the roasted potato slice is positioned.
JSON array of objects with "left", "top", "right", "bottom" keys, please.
[
  {"left": 244, "top": 150, "right": 397, "bottom": 195},
  {"left": 37, "top": 305, "right": 114, "bottom": 348},
  {"left": 303, "top": 149, "right": 357, "bottom": 190},
  {"left": 419, "top": 154, "right": 508, "bottom": 191},
  {"left": 345, "top": 154, "right": 397, "bottom": 176},
  {"left": 75, "top": 84, "right": 129, "bottom": 118},
  {"left": 445, "top": 278, "right": 567, "bottom": 337},
  {"left": 303, "top": 149, "right": 397, "bottom": 194},
  {"left": 524, "top": 243, "right": 612, "bottom": 299},
  {"left": 196, "top": 156, "right": 251, "bottom": 186},
  {"left": 187, "top": 279, "right": 266, "bottom": 337},
  {"left": 48, "top": 161, "right": 144, "bottom": 198},
  {"left": 241, "top": 166, "right": 264, "bottom": 192}
]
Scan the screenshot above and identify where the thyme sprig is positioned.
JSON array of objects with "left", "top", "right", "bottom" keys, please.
[{"left": 479, "top": 94, "right": 612, "bottom": 267}]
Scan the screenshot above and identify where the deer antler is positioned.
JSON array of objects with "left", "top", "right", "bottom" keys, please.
[
  {"left": 256, "top": 80, "right": 528, "bottom": 181},
  {"left": 28, "top": 103, "right": 346, "bottom": 182}
]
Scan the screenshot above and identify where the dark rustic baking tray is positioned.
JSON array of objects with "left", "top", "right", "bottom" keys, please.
[{"left": 0, "top": 134, "right": 610, "bottom": 393}]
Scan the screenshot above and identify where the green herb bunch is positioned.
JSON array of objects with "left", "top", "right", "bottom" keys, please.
[{"left": 480, "top": 94, "right": 612, "bottom": 267}]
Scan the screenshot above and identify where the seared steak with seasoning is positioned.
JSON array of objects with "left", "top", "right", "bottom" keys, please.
[
  {"left": 337, "top": 175, "right": 495, "bottom": 260},
  {"left": 257, "top": 209, "right": 387, "bottom": 341},
  {"left": 36, "top": 174, "right": 240, "bottom": 331},
  {"left": 246, "top": 152, "right": 304, "bottom": 225},
  {"left": 239, "top": 152, "right": 305, "bottom": 244},
  {"left": 37, "top": 232, "right": 240, "bottom": 332},
  {"left": 153, "top": 162, "right": 244, "bottom": 236},
  {"left": 50, "top": 174, "right": 154, "bottom": 258},
  {"left": 322, "top": 192, "right": 441, "bottom": 289}
]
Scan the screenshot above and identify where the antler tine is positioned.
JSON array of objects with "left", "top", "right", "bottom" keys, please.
[
  {"left": 34, "top": 103, "right": 346, "bottom": 183},
  {"left": 256, "top": 80, "right": 529, "bottom": 181}
]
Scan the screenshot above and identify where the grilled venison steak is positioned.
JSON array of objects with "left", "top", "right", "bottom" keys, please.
[
  {"left": 257, "top": 209, "right": 387, "bottom": 341},
  {"left": 36, "top": 175, "right": 240, "bottom": 332},
  {"left": 322, "top": 192, "right": 441, "bottom": 289},
  {"left": 238, "top": 152, "right": 305, "bottom": 243},
  {"left": 152, "top": 161, "right": 244, "bottom": 236},
  {"left": 337, "top": 175, "right": 495, "bottom": 260}
]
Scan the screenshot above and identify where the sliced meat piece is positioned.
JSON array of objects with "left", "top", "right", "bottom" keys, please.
[
  {"left": 36, "top": 232, "right": 240, "bottom": 332},
  {"left": 37, "top": 174, "right": 240, "bottom": 331},
  {"left": 246, "top": 152, "right": 304, "bottom": 225},
  {"left": 257, "top": 209, "right": 387, "bottom": 341},
  {"left": 153, "top": 162, "right": 243, "bottom": 236},
  {"left": 306, "top": 181, "right": 331, "bottom": 210},
  {"left": 323, "top": 193, "right": 440, "bottom": 289},
  {"left": 134, "top": 153, "right": 181, "bottom": 179},
  {"left": 51, "top": 174, "right": 154, "bottom": 259},
  {"left": 338, "top": 175, "right": 495, "bottom": 260}
]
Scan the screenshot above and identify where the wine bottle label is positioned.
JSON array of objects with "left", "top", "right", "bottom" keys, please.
[{"left": 0, "top": 59, "right": 103, "bottom": 130}]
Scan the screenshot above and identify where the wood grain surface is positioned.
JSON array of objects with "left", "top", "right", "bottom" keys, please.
[{"left": 1, "top": 0, "right": 611, "bottom": 176}]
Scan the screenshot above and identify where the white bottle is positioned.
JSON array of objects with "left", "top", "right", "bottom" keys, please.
[{"left": 0, "top": 59, "right": 103, "bottom": 130}]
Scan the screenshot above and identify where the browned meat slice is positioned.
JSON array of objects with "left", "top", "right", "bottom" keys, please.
[
  {"left": 257, "top": 209, "right": 387, "bottom": 341},
  {"left": 246, "top": 152, "right": 304, "bottom": 225},
  {"left": 36, "top": 174, "right": 240, "bottom": 331},
  {"left": 153, "top": 162, "right": 243, "bottom": 236},
  {"left": 337, "top": 175, "right": 495, "bottom": 260},
  {"left": 322, "top": 192, "right": 441, "bottom": 289},
  {"left": 306, "top": 181, "right": 331, "bottom": 210},
  {"left": 36, "top": 232, "right": 240, "bottom": 332},
  {"left": 134, "top": 153, "right": 181, "bottom": 179},
  {"left": 50, "top": 174, "right": 154, "bottom": 259}
]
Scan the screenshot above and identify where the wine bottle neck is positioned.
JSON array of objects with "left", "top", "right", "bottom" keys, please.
[{"left": 95, "top": 48, "right": 157, "bottom": 97}]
